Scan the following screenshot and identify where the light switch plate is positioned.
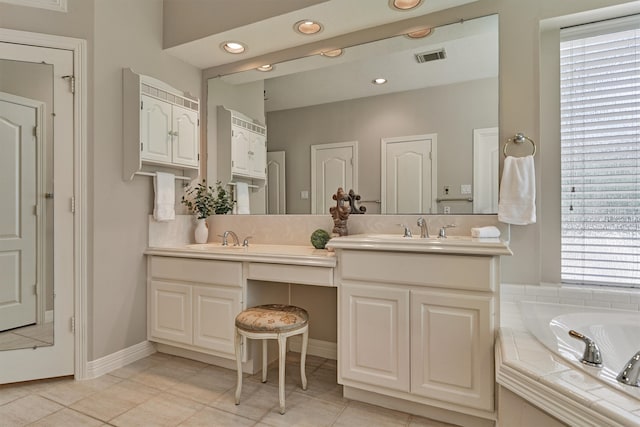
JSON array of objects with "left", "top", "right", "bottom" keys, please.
[
  {"left": 461, "top": 184, "right": 472, "bottom": 194},
  {"left": 301, "top": 190, "right": 309, "bottom": 200}
]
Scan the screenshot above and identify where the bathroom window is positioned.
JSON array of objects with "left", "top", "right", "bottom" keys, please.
[{"left": 560, "top": 15, "right": 640, "bottom": 288}]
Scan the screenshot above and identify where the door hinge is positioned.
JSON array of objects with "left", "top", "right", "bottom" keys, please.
[
  {"left": 70, "top": 316, "right": 75, "bottom": 333},
  {"left": 141, "top": 100, "right": 144, "bottom": 110},
  {"left": 33, "top": 284, "right": 37, "bottom": 295},
  {"left": 141, "top": 142, "right": 144, "bottom": 152},
  {"left": 62, "top": 75, "right": 75, "bottom": 94},
  {"left": 70, "top": 196, "right": 76, "bottom": 214}
]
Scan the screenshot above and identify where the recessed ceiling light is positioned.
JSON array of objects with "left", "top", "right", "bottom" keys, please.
[
  {"left": 372, "top": 78, "right": 387, "bottom": 85},
  {"left": 256, "top": 64, "right": 274, "bottom": 72},
  {"left": 405, "top": 27, "right": 433, "bottom": 39},
  {"left": 321, "top": 48, "right": 344, "bottom": 58},
  {"left": 221, "top": 41, "right": 246, "bottom": 54},
  {"left": 294, "top": 19, "right": 323, "bottom": 35},
  {"left": 389, "top": 0, "right": 423, "bottom": 11}
]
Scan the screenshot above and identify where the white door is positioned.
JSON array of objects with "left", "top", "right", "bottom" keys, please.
[
  {"left": 231, "top": 125, "right": 250, "bottom": 177},
  {"left": 267, "top": 151, "right": 286, "bottom": 214},
  {"left": 473, "top": 127, "right": 499, "bottom": 213},
  {"left": 249, "top": 133, "right": 267, "bottom": 179},
  {"left": 381, "top": 134, "right": 437, "bottom": 214},
  {"left": 0, "top": 41, "right": 75, "bottom": 384},
  {"left": 172, "top": 104, "right": 199, "bottom": 168},
  {"left": 0, "top": 94, "right": 37, "bottom": 331},
  {"left": 311, "top": 141, "right": 357, "bottom": 215},
  {"left": 140, "top": 94, "right": 172, "bottom": 164}
]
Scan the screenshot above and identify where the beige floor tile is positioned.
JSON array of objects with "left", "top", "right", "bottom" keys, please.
[
  {"left": 259, "top": 392, "right": 346, "bottom": 427},
  {"left": 333, "top": 400, "right": 411, "bottom": 427},
  {"left": 0, "top": 385, "right": 30, "bottom": 406},
  {"left": 210, "top": 380, "right": 282, "bottom": 421},
  {"left": 70, "top": 379, "right": 160, "bottom": 421},
  {"left": 179, "top": 406, "right": 256, "bottom": 426},
  {"left": 29, "top": 407, "right": 105, "bottom": 426},
  {"left": 36, "top": 374, "right": 122, "bottom": 406},
  {"left": 110, "top": 393, "right": 203, "bottom": 427},
  {"left": 408, "top": 415, "right": 461, "bottom": 426},
  {"left": 167, "top": 365, "right": 237, "bottom": 405},
  {"left": 0, "top": 394, "right": 63, "bottom": 426}
]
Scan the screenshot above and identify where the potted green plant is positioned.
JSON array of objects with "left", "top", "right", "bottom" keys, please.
[
  {"left": 213, "top": 181, "right": 233, "bottom": 215},
  {"left": 181, "top": 180, "right": 215, "bottom": 243}
]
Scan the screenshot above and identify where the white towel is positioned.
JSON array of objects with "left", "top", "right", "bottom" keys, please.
[
  {"left": 153, "top": 172, "right": 175, "bottom": 221},
  {"left": 471, "top": 226, "right": 501, "bottom": 238},
  {"left": 498, "top": 155, "right": 536, "bottom": 225},
  {"left": 235, "top": 182, "right": 250, "bottom": 215}
]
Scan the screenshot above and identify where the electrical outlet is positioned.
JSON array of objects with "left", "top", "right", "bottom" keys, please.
[{"left": 444, "top": 206, "right": 451, "bottom": 214}]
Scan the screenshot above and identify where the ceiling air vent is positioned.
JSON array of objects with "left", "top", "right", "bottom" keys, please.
[{"left": 415, "top": 49, "right": 446, "bottom": 63}]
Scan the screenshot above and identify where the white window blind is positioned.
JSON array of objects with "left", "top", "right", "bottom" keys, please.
[{"left": 560, "top": 16, "right": 640, "bottom": 288}]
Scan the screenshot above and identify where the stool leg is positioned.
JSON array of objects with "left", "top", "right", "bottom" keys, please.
[
  {"left": 262, "top": 339, "right": 268, "bottom": 383},
  {"left": 300, "top": 328, "right": 308, "bottom": 391},
  {"left": 234, "top": 329, "right": 242, "bottom": 405},
  {"left": 278, "top": 334, "right": 287, "bottom": 414}
]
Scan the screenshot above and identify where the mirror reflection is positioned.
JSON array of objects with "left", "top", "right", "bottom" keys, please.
[
  {"left": 0, "top": 59, "right": 54, "bottom": 350},
  {"left": 208, "top": 14, "right": 498, "bottom": 215}
]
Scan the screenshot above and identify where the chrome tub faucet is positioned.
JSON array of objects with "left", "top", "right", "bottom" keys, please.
[{"left": 617, "top": 351, "right": 640, "bottom": 387}]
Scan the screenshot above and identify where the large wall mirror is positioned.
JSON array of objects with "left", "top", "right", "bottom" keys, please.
[
  {"left": 0, "top": 58, "right": 54, "bottom": 351},
  {"left": 208, "top": 14, "right": 498, "bottom": 215}
]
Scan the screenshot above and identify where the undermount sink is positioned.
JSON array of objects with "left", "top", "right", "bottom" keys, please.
[
  {"left": 187, "top": 243, "right": 244, "bottom": 250},
  {"left": 362, "top": 234, "right": 474, "bottom": 241}
]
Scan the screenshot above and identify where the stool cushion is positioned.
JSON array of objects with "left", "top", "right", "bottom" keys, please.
[{"left": 235, "top": 304, "right": 309, "bottom": 332}]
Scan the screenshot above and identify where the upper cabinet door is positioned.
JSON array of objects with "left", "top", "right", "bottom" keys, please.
[
  {"left": 249, "top": 133, "right": 267, "bottom": 179},
  {"left": 231, "top": 126, "right": 251, "bottom": 177},
  {"left": 172, "top": 104, "right": 199, "bottom": 167},
  {"left": 140, "top": 94, "right": 172, "bottom": 164}
]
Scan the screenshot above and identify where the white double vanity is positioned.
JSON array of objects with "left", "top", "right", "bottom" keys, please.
[{"left": 145, "top": 218, "right": 511, "bottom": 427}]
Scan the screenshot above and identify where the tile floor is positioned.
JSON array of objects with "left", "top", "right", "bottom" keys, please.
[
  {"left": 0, "top": 352, "right": 460, "bottom": 426},
  {"left": 0, "top": 323, "right": 54, "bottom": 352}
]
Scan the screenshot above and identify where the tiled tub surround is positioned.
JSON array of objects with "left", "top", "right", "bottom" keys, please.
[{"left": 498, "top": 284, "right": 640, "bottom": 426}]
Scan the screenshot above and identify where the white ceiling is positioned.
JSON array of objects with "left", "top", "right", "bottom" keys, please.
[{"left": 165, "top": 0, "right": 479, "bottom": 69}]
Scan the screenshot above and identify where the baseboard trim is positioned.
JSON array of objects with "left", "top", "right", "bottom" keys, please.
[
  {"left": 288, "top": 337, "right": 337, "bottom": 360},
  {"left": 85, "top": 340, "right": 156, "bottom": 379}
]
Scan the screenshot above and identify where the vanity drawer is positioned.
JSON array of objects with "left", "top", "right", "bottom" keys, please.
[
  {"left": 248, "top": 262, "right": 334, "bottom": 287},
  {"left": 150, "top": 256, "right": 242, "bottom": 287},
  {"left": 339, "top": 250, "right": 497, "bottom": 292}
]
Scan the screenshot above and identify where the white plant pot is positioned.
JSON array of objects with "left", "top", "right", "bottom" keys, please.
[{"left": 194, "top": 218, "right": 209, "bottom": 244}]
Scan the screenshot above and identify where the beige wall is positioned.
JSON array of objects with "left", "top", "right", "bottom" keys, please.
[{"left": 266, "top": 78, "right": 498, "bottom": 214}]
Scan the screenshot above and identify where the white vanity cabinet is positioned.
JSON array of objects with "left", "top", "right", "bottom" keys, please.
[
  {"left": 330, "top": 238, "right": 510, "bottom": 426},
  {"left": 123, "top": 68, "right": 200, "bottom": 180},
  {"left": 217, "top": 106, "right": 267, "bottom": 183},
  {"left": 147, "top": 256, "right": 242, "bottom": 359}
]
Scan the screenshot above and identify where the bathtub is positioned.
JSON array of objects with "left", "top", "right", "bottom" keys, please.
[{"left": 520, "top": 301, "right": 640, "bottom": 400}]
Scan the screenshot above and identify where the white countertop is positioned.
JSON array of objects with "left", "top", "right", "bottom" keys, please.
[
  {"left": 327, "top": 234, "right": 513, "bottom": 256},
  {"left": 145, "top": 243, "right": 336, "bottom": 268},
  {"left": 497, "top": 302, "right": 640, "bottom": 427}
]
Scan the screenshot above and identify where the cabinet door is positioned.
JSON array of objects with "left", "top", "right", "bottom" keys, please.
[
  {"left": 340, "top": 283, "right": 410, "bottom": 391},
  {"left": 410, "top": 289, "right": 494, "bottom": 411},
  {"left": 249, "top": 133, "right": 266, "bottom": 179},
  {"left": 193, "top": 285, "right": 242, "bottom": 358},
  {"left": 172, "top": 105, "right": 199, "bottom": 167},
  {"left": 231, "top": 126, "right": 250, "bottom": 176},
  {"left": 140, "top": 94, "right": 172, "bottom": 164},
  {"left": 149, "top": 280, "right": 192, "bottom": 345}
]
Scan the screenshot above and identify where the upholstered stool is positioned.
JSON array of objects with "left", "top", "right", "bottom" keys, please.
[{"left": 234, "top": 304, "right": 309, "bottom": 414}]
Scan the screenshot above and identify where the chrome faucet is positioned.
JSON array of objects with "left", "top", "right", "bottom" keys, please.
[
  {"left": 568, "top": 330, "right": 603, "bottom": 367},
  {"left": 398, "top": 224, "right": 412, "bottom": 238},
  {"left": 617, "top": 351, "right": 640, "bottom": 387},
  {"left": 417, "top": 217, "right": 430, "bottom": 238},
  {"left": 221, "top": 230, "right": 240, "bottom": 246},
  {"left": 438, "top": 224, "right": 457, "bottom": 239}
]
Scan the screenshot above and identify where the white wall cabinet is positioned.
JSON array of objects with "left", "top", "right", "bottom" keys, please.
[
  {"left": 123, "top": 68, "right": 200, "bottom": 180},
  {"left": 147, "top": 256, "right": 242, "bottom": 360},
  {"left": 335, "top": 248, "right": 501, "bottom": 425},
  {"left": 217, "top": 106, "right": 267, "bottom": 184}
]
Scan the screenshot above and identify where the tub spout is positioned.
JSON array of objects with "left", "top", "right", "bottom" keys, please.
[
  {"left": 568, "top": 330, "right": 603, "bottom": 367},
  {"left": 617, "top": 351, "right": 640, "bottom": 387}
]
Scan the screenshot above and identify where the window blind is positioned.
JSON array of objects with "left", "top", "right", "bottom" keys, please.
[{"left": 560, "top": 17, "right": 640, "bottom": 288}]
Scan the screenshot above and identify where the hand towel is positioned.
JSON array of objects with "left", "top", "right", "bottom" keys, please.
[
  {"left": 235, "top": 181, "right": 250, "bottom": 214},
  {"left": 471, "top": 226, "right": 501, "bottom": 238},
  {"left": 153, "top": 172, "right": 175, "bottom": 221},
  {"left": 498, "top": 155, "right": 536, "bottom": 225}
]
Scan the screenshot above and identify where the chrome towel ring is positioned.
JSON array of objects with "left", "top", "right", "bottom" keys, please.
[{"left": 503, "top": 132, "right": 536, "bottom": 157}]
